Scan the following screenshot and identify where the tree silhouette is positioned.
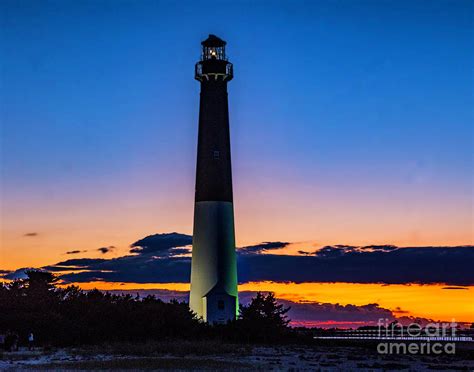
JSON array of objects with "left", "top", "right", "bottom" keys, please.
[
  {"left": 240, "top": 292, "right": 290, "bottom": 327},
  {"left": 237, "top": 292, "right": 290, "bottom": 342},
  {"left": 24, "top": 270, "right": 59, "bottom": 291}
]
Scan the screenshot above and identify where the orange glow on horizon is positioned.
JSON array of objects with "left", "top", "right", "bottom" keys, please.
[{"left": 46, "top": 280, "right": 474, "bottom": 324}]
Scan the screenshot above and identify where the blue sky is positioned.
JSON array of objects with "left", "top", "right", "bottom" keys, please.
[{"left": 1, "top": 0, "right": 473, "bottom": 269}]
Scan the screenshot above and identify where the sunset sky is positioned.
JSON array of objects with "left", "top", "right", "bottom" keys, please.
[{"left": 1, "top": 0, "right": 473, "bottom": 327}]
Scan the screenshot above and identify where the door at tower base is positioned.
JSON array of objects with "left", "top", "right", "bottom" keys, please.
[
  {"left": 202, "top": 286, "right": 237, "bottom": 324},
  {"left": 189, "top": 201, "right": 238, "bottom": 324}
]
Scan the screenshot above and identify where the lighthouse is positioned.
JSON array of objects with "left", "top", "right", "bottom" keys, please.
[{"left": 189, "top": 35, "right": 238, "bottom": 323}]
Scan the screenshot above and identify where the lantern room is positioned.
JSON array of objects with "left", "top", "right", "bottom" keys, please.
[
  {"left": 195, "top": 34, "right": 233, "bottom": 81},
  {"left": 201, "top": 34, "right": 227, "bottom": 60}
]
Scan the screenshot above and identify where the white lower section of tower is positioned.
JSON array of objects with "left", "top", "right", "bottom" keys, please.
[{"left": 189, "top": 201, "right": 238, "bottom": 323}]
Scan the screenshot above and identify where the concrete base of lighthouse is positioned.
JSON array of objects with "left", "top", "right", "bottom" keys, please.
[{"left": 189, "top": 201, "right": 238, "bottom": 323}]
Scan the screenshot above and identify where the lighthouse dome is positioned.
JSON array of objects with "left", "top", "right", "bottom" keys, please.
[{"left": 201, "top": 34, "right": 226, "bottom": 47}]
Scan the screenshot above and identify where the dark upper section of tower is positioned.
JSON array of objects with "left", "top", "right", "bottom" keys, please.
[{"left": 195, "top": 34, "right": 233, "bottom": 82}]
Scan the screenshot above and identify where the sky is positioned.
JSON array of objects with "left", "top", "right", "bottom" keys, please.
[{"left": 1, "top": 0, "right": 473, "bottom": 326}]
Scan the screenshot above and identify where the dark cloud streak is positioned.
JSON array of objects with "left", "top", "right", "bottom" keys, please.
[
  {"left": 23, "top": 232, "right": 38, "bottom": 237},
  {"left": 239, "top": 246, "right": 474, "bottom": 285},
  {"left": 238, "top": 241, "right": 290, "bottom": 254},
  {"left": 129, "top": 233, "right": 191, "bottom": 256},
  {"left": 66, "top": 250, "right": 83, "bottom": 255},
  {"left": 97, "top": 246, "right": 115, "bottom": 254},
  {"left": 48, "top": 233, "right": 474, "bottom": 286}
]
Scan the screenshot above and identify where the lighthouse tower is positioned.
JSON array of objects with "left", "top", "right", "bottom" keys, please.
[{"left": 189, "top": 35, "right": 238, "bottom": 323}]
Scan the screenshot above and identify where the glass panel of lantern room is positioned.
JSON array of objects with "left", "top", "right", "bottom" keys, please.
[{"left": 204, "top": 47, "right": 224, "bottom": 60}]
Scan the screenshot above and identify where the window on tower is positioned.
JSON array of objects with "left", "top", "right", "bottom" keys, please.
[
  {"left": 213, "top": 151, "right": 220, "bottom": 159},
  {"left": 218, "top": 300, "right": 225, "bottom": 310}
]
